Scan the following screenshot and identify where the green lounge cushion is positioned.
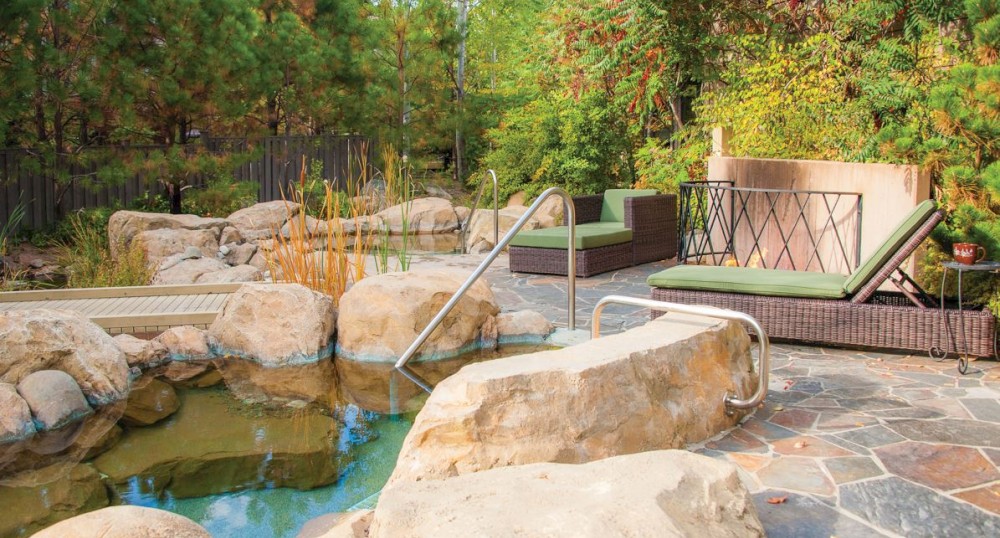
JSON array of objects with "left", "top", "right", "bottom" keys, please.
[
  {"left": 647, "top": 265, "right": 848, "bottom": 299},
  {"left": 510, "top": 222, "right": 633, "bottom": 250},
  {"left": 843, "top": 199, "right": 937, "bottom": 294},
  {"left": 600, "top": 189, "right": 658, "bottom": 223}
]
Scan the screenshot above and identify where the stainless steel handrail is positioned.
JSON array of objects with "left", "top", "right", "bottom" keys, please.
[
  {"left": 461, "top": 169, "right": 499, "bottom": 253},
  {"left": 591, "top": 295, "right": 770, "bottom": 413},
  {"left": 395, "top": 187, "right": 577, "bottom": 392}
]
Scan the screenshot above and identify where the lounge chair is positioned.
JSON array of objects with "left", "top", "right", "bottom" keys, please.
[
  {"left": 509, "top": 189, "right": 678, "bottom": 277},
  {"left": 648, "top": 200, "right": 996, "bottom": 356}
]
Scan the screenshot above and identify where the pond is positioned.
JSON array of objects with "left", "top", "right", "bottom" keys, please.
[{"left": 0, "top": 344, "right": 550, "bottom": 537}]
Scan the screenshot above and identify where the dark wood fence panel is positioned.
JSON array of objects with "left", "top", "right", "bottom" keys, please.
[{"left": 0, "top": 135, "right": 372, "bottom": 231}]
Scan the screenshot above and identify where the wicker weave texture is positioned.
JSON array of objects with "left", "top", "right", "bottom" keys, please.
[
  {"left": 509, "top": 243, "right": 632, "bottom": 277},
  {"left": 651, "top": 288, "right": 995, "bottom": 357},
  {"left": 852, "top": 211, "right": 944, "bottom": 304}
]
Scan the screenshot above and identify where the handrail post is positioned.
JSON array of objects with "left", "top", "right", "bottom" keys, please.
[
  {"left": 461, "top": 169, "right": 499, "bottom": 253},
  {"left": 396, "top": 187, "right": 576, "bottom": 392},
  {"left": 591, "top": 295, "right": 770, "bottom": 413}
]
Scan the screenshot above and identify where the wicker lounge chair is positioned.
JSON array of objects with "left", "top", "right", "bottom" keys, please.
[
  {"left": 509, "top": 189, "right": 678, "bottom": 277},
  {"left": 648, "top": 200, "right": 996, "bottom": 356}
]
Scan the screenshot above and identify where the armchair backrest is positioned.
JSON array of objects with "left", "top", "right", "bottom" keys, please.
[{"left": 600, "top": 189, "right": 658, "bottom": 223}]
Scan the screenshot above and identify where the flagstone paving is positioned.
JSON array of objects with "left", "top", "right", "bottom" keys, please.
[{"left": 446, "top": 252, "right": 1000, "bottom": 538}]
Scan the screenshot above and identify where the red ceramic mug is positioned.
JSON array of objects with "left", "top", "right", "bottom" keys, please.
[{"left": 953, "top": 242, "right": 986, "bottom": 265}]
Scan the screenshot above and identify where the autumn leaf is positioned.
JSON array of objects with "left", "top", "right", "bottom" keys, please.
[
  {"left": 793, "top": 441, "right": 808, "bottom": 449},
  {"left": 767, "top": 496, "right": 788, "bottom": 504}
]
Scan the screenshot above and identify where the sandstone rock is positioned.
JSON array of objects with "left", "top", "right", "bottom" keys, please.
[
  {"left": 216, "top": 358, "right": 339, "bottom": 410},
  {"left": 209, "top": 283, "right": 336, "bottom": 365},
  {"left": 463, "top": 205, "right": 539, "bottom": 251},
  {"left": 0, "top": 463, "right": 110, "bottom": 537},
  {"left": 370, "top": 451, "right": 763, "bottom": 538},
  {"left": 423, "top": 184, "right": 453, "bottom": 200},
  {"left": 0, "top": 310, "right": 130, "bottom": 405},
  {"left": 92, "top": 389, "right": 342, "bottom": 498},
  {"left": 195, "top": 264, "right": 262, "bottom": 284},
  {"left": 506, "top": 191, "right": 527, "bottom": 207},
  {"left": 223, "top": 242, "right": 257, "bottom": 266},
  {"left": 532, "top": 194, "right": 565, "bottom": 228},
  {"left": 152, "top": 256, "right": 229, "bottom": 285},
  {"left": 154, "top": 326, "right": 213, "bottom": 361},
  {"left": 281, "top": 214, "right": 326, "bottom": 238},
  {"left": 219, "top": 225, "right": 243, "bottom": 245},
  {"left": 159, "top": 361, "right": 214, "bottom": 384},
  {"left": 107, "top": 211, "right": 228, "bottom": 256},
  {"left": 227, "top": 201, "right": 300, "bottom": 241},
  {"left": 121, "top": 377, "right": 179, "bottom": 426},
  {"left": 453, "top": 205, "right": 471, "bottom": 224},
  {"left": 337, "top": 269, "right": 499, "bottom": 362},
  {"left": 298, "top": 510, "right": 373, "bottom": 538},
  {"left": 134, "top": 228, "right": 220, "bottom": 265},
  {"left": 17, "top": 371, "right": 93, "bottom": 431},
  {"left": 376, "top": 197, "right": 458, "bottom": 234},
  {"left": 0, "top": 383, "right": 35, "bottom": 443},
  {"left": 113, "top": 334, "right": 169, "bottom": 370},
  {"left": 496, "top": 310, "right": 553, "bottom": 342},
  {"left": 247, "top": 249, "right": 270, "bottom": 271},
  {"left": 31, "top": 505, "right": 210, "bottom": 538},
  {"left": 387, "top": 313, "right": 756, "bottom": 484}
]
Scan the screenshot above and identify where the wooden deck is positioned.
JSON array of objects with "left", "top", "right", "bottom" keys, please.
[{"left": 0, "top": 283, "right": 246, "bottom": 334}]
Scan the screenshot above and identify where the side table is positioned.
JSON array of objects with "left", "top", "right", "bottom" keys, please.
[{"left": 933, "top": 260, "right": 1000, "bottom": 373}]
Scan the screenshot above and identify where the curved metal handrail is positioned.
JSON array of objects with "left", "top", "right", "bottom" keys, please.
[
  {"left": 591, "top": 295, "right": 770, "bottom": 413},
  {"left": 461, "top": 169, "right": 499, "bottom": 253},
  {"left": 395, "top": 187, "right": 577, "bottom": 392}
]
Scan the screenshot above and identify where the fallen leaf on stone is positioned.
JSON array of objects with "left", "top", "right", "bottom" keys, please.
[
  {"left": 855, "top": 422, "right": 865, "bottom": 427},
  {"left": 766, "top": 496, "right": 788, "bottom": 504},
  {"left": 793, "top": 441, "right": 808, "bottom": 449},
  {"left": 774, "top": 405, "right": 784, "bottom": 411}
]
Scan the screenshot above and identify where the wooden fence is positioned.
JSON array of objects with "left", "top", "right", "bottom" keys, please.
[{"left": 0, "top": 134, "right": 373, "bottom": 231}]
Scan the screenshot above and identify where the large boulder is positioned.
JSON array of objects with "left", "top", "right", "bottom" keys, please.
[
  {"left": 0, "top": 383, "right": 35, "bottom": 443},
  {"left": 227, "top": 200, "right": 300, "bottom": 241},
  {"left": 154, "top": 326, "right": 213, "bottom": 361},
  {"left": 17, "top": 371, "right": 93, "bottom": 431},
  {"left": 362, "top": 451, "right": 763, "bottom": 538},
  {"left": 113, "top": 334, "right": 169, "bottom": 370},
  {"left": 92, "top": 389, "right": 342, "bottom": 498},
  {"left": 532, "top": 195, "right": 565, "bottom": 228},
  {"left": 223, "top": 242, "right": 257, "bottom": 266},
  {"left": 31, "top": 505, "right": 209, "bottom": 538},
  {"left": 496, "top": 310, "right": 553, "bottom": 343},
  {"left": 107, "top": 211, "right": 228, "bottom": 255},
  {"left": 337, "top": 269, "right": 499, "bottom": 362},
  {"left": 133, "top": 228, "right": 220, "bottom": 265},
  {"left": 387, "top": 312, "right": 756, "bottom": 484},
  {"left": 152, "top": 256, "right": 230, "bottom": 285},
  {"left": 464, "top": 205, "right": 540, "bottom": 252},
  {"left": 121, "top": 376, "right": 179, "bottom": 427},
  {"left": 0, "top": 310, "right": 130, "bottom": 406},
  {"left": 0, "top": 463, "right": 110, "bottom": 537},
  {"left": 209, "top": 283, "right": 337, "bottom": 365},
  {"left": 195, "top": 264, "right": 262, "bottom": 284},
  {"left": 376, "top": 197, "right": 459, "bottom": 234}
]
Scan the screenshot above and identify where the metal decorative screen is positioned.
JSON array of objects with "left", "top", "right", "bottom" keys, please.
[{"left": 678, "top": 181, "right": 863, "bottom": 273}]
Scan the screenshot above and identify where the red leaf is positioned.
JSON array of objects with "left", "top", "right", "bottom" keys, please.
[{"left": 767, "top": 496, "right": 788, "bottom": 504}]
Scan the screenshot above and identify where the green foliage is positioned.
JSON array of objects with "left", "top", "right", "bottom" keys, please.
[
  {"left": 184, "top": 178, "right": 259, "bottom": 218},
  {"left": 633, "top": 130, "right": 711, "bottom": 193},
  {"left": 58, "top": 212, "right": 151, "bottom": 288},
  {"left": 482, "top": 90, "right": 635, "bottom": 201}
]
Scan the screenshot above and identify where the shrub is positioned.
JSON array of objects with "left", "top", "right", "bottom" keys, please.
[{"left": 58, "top": 212, "right": 151, "bottom": 288}]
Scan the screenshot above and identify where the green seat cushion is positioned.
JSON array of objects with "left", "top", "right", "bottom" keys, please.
[
  {"left": 843, "top": 199, "right": 937, "bottom": 294},
  {"left": 510, "top": 222, "right": 633, "bottom": 250},
  {"left": 647, "top": 265, "right": 848, "bottom": 299},
  {"left": 600, "top": 189, "right": 658, "bottom": 223}
]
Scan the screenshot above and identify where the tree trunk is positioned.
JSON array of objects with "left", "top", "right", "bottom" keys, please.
[{"left": 454, "top": 0, "right": 467, "bottom": 184}]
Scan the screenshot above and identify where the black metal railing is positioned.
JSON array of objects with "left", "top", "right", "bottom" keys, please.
[{"left": 678, "top": 181, "right": 863, "bottom": 273}]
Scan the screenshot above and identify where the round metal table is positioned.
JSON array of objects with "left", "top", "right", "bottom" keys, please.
[{"left": 932, "top": 260, "right": 1000, "bottom": 373}]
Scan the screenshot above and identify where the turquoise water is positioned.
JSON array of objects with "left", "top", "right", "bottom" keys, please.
[{"left": 124, "top": 402, "right": 415, "bottom": 538}]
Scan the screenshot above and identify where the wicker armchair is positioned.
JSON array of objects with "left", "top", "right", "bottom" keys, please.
[{"left": 509, "top": 190, "right": 677, "bottom": 277}]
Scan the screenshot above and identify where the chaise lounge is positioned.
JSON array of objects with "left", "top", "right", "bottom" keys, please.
[
  {"left": 509, "top": 189, "right": 678, "bottom": 277},
  {"left": 648, "top": 200, "right": 996, "bottom": 356}
]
